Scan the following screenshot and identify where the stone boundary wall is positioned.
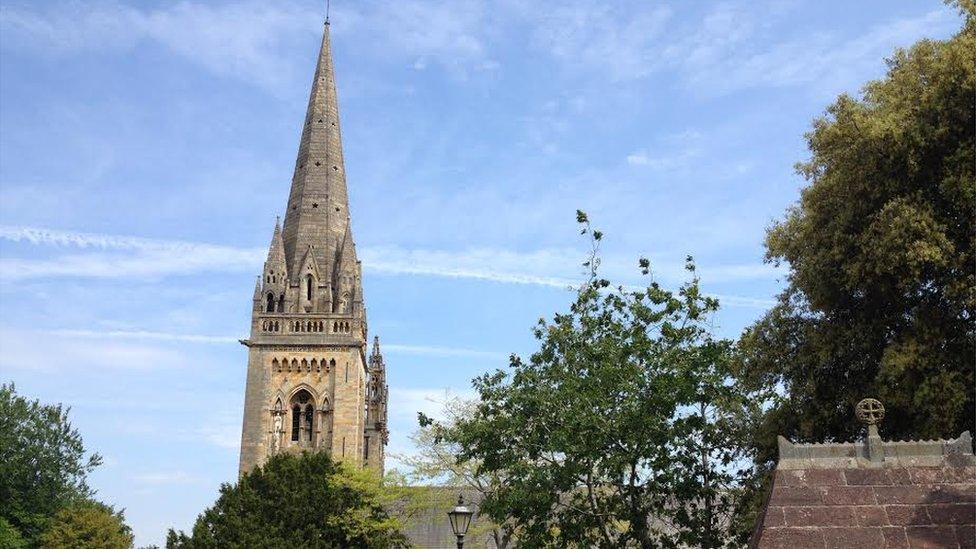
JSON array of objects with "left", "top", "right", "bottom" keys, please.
[{"left": 757, "top": 465, "right": 975, "bottom": 548}]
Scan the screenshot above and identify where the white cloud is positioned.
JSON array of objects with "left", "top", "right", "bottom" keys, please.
[
  {"left": 388, "top": 387, "right": 476, "bottom": 425},
  {"left": 384, "top": 387, "right": 479, "bottom": 473},
  {"left": 382, "top": 344, "right": 506, "bottom": 360},
  {"left": 0, "top": 226, "right": 263, "bottom": 280},
  {"left": 360, "top": 245, "right": 580, "bottom": 289},
  {"left": 132, "top": 471, "right": 201, "bottom": 485},
  {"left": 0, "top": 1, "right": 319, "bottom": 94},
  {"left": 364, "top": 0, "right": 486, "bottom": 62},
  {"left": 190, "top": 407, "right": 244, "bottom": 450},
  {"left": 0, "top": 225, "right": 777, "bottom": 306},
  {"left": 625, "top": 149, "right": 698, "bottom": 169},
  {"left": 679, "top": 7, "right": 960, "bottom": 96},
  {"left": 196, "top": 427, "right": 241, "bottom": 451},
  {"left": 709, "top": 293, "right": 776, "bottom": 309},
  {"left": 0, "top": 329, "right": 187, "bottom": 372},
  {"left": 522, "top": 1, "right": 959, "bottom": 94},
  {"left": 0, "top": 0, "right": 498, "bottom": 87},
  {"left": 28, "top": 327, "right": 509, "bottom": 359},
  {"left": 49, "top": 329, "right": 239, "bottom": 344},
  {"left": 529, "top": 2, "right": 673, "bottom": 81},
  {"left": 1, "top": 1, "right": 957, "bottom": 96},
  {"left": 625, "top": 131, "right": 703, "bottom": 170}
]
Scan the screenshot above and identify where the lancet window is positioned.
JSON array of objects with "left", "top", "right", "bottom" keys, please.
[{"left": 289, "top": 389, "right": 314, "bottom": 446}]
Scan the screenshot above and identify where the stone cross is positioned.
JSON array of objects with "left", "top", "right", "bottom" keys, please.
[{"left": 856, "top": 398, "right": 885, "bottom": 463}]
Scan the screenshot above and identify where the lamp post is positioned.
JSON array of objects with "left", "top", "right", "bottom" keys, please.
[{"left": 447, "top": 493, "right": 473, "bottom": 549}]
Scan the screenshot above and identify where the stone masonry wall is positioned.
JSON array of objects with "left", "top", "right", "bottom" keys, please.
[
  {"left": 330, "top": 347, "right": 365, "bottom": 463},
  {"left": 756, "top": 465, "right": 976, "bottom": 548}
]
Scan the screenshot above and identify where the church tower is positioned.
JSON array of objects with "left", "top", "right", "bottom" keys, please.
[{"left": 238, "top": 19, "right": 388, "bottom": 476}]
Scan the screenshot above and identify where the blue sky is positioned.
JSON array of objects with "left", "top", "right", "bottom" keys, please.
[{"left": 0, "top": 0, "right": 962, "bottom": 545}]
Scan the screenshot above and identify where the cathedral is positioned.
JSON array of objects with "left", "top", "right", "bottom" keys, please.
[{"left": 238, "top": 19, "right": 388, "bottom": 476}]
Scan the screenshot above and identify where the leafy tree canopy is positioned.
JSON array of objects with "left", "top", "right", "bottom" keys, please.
[
  {"left": 0, "top": 383, "right": 102, "bottom": 544},
  {"left": 407, "top": 395, "right": 518, "bottom": 548},
  {"left": 0, "top": 517, "right": 27, "bottom": 549},
  {"left": 437, "top": 213, "right": 765, "bottom": 548},
  {"left": 167, "top": 452, "right": 408, "bottom": 549},
  {"left": 40, "top": 500, "right": 134, "bottom": 549},
  {"left": 739, "top": 1, "right": 975, "bottom": 467}
]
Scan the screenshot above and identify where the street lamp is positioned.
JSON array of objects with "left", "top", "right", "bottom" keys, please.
[{"left": 447, "top": 493, "right": 473, "bottom": 548}]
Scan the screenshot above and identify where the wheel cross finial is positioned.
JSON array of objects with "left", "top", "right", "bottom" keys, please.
[{"left": 855, "top": 398, "right": 885, "bottom": 426}]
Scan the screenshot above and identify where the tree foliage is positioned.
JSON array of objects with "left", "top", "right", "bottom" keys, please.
[
  {"left": 738, "top": 3, "right": 975, "bottom": 467},
  {"left": 166, "top": 451, "right": 408, "bottom": 549},
  {"left": 40, "top": 500, "right": 134, "bottom": 549},
  {"left": 409, "top": 395, "right": 518, "bottom": 548},
  {"left": 438, "top": 213, "right": 765, "bottom": 548},
  {"left": 0, "top": 518, "right": 28, "bottom": 549},
  {"left": 0, "top": 383, "right": 103, "bottom": 544}
]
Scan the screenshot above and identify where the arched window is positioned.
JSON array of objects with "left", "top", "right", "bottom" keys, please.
[
  {"left": 277, "top": 295, "right": 284, "bottom": 312},
  {"left": 290, "top": 389, "right": 314, "bottom": 445},
  {"left": 306, "top": 276, "right": 313, "bottom": 301},
  {"left": 266, "top": 293, "right": 275, "bottom": 313}
]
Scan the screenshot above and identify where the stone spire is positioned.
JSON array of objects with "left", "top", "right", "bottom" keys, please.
[
  {"left": 369, "top": 336, "right": 386, "bottom": 370},
  {"left": 259, "top": 219, "right": 288, "bottom": 312},
  {"left": 366, "top": 335, "right": 389, "bottom": 471},
  {"left": 370, "top": 335, "right": 382, "bottom": 364},
  {"left": 266, "top": 218, "right": 285, "bottom": 267},
  {"left": 331, "top": 219, "right": 361, "bottom": 313},
  {"left": 368, "top": 335, "right": 387, "bottom": 410},
  {"left": 280, "top": 21, "right": 354, "bottom": 287}
]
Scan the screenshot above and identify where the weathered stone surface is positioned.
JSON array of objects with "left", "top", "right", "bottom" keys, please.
[
  {"left": 822, "top": 527, "right": 884, "bottom": 548},
  {"left": 821, "top": 485, "right": 876, "bottom": 505}
]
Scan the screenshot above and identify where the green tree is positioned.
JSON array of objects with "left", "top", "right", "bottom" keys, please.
[
  {"left": 166, "top": 451, "right": 408, "bottom": 549},
  {"left": 0, "top": 383, "right": 102, "bottom": 543},
  {"left": 439, "top": 213, "right": 764, "bottom": 548},
  {"left": 39, "top": 500, "right": 134, "bottom": 549},
  {"left": 738, "top": 2, "right": 975, "bottom": 466},
  {"left": 0, "top": 517, "right": 28, "bottom": 549},
  {"left": 406, "top": 395, "right": 518, "bottom": 548}
]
